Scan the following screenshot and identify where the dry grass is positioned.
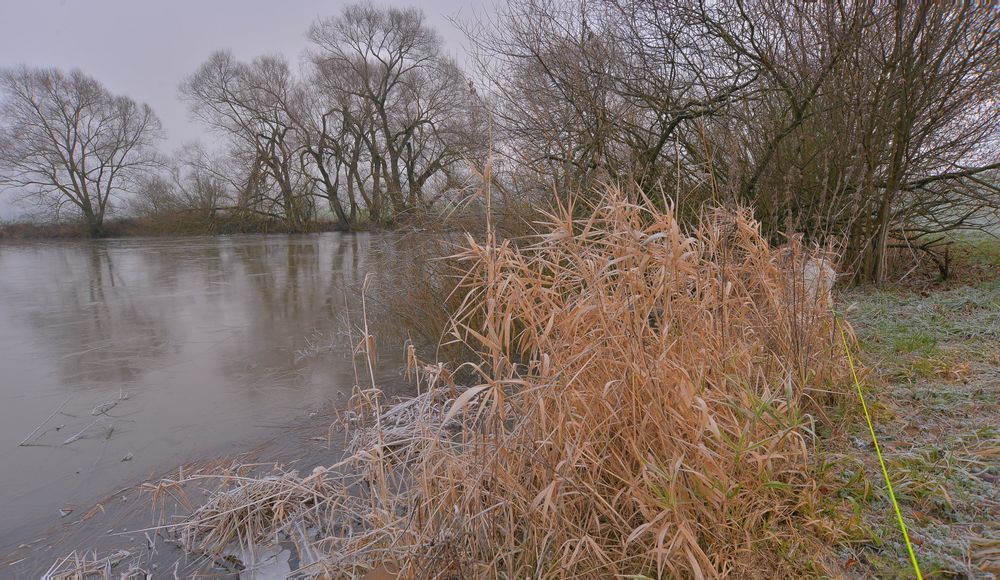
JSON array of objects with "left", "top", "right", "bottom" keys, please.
[
  {"left": 42, "top": 549, "right": 144, "bottom": 579},
  {"left": 171, "top": 186, "right": 851, "bottom": 578},
  {"left": 365, "top": 191, "right": 542, "bottom": 364}
]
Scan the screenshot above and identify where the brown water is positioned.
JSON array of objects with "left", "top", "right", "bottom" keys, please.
[{"left": 0, "top": 234, "right": 411, "bottom": 550}]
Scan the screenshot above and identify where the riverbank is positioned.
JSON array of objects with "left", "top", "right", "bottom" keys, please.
[
  {"left": 26, "top": 192, "right": 853, "bottom": 577},
  {"left": 0, "top": 215, "right": 350, "bottom": 240},
  {"left": 4, "top": 210, "right": 997, "bottom": 578},
  {"left": 8, "top": 278, "right": 998, "bottom": 577}
]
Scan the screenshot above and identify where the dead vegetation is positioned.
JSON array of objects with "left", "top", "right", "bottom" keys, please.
[
  {"left": 158, "top": 186, "right": 852, "bottom": 578},
  {"left": 41, "top": 549, "right": 145, "bottom": 579}
]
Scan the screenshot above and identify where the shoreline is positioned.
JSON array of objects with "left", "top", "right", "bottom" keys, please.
[
  {"left": 1, "top": 219, "right": 994, "bottom": 577},
  {"left": 0, "top": 219, "right": 355, "bottom": 241},
  {"left": 1, "top": 397, "right": 353, "bottom": 577}
]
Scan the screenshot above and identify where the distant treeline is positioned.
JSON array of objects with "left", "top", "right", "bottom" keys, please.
[{"left": 1, "top": 1, "right": 998, "bottom": 283}]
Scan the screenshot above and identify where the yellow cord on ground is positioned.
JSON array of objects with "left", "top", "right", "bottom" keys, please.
[{"left": 836, "top": 318, "right": 922, "bottom": 579}]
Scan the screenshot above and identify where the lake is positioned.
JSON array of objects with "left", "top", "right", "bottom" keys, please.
[{"left": 0, "top": 233, "right": 413, "bottom": 550}]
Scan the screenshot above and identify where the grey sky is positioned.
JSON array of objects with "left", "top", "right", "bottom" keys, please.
[{"left": 0, "top": 0, "right": 483, "bottom": 218}]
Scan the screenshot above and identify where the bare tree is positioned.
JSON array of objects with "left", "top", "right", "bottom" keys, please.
[
  {"left": 849, "top": 2, "right": 1000, "bottom": 282},
  {"left": 177, "top": 4, "right": 484, "bottom": 229},
  {"left": 464, "top": 0, "right": 755, "bottom": 203},
  {"left": 307, "top": 3, "right": 486, "bottom": 224},
  {"left": 132, "top": 144, "right": 235, "bottom": 226},
  {"left": 699, "top": 0, "right": 1000, "bottom": 282},
  {"left": 0, "top": 66, "right": 163, "bottom": 236},
  {"left": 294, "top": 79, "right": 359, "bottom": 226},
  {"left": 181, "top": 52, "right": 312, "bottom": 230},
  {"left": 474, "top": 0, "right": 1000, "bottom": 283}
]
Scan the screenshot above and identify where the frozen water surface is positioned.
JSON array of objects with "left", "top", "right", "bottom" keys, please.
[{"left": 0, "top": 233, "right": 409, "bottom": 549}]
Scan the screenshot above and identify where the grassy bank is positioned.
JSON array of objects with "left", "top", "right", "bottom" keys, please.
[{"left": 829, "top": 244, "right": 999, "bottom": 577}]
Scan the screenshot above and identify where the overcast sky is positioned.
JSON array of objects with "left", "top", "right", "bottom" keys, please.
[{"left": 0, "top": 0, "right": 483, "bottom": 219}]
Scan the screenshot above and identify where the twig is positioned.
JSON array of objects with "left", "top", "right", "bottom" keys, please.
[
  {"left": 63, "top": 417, "right": 105, "bottom": 445},
  {"left": 19, "top": 395, "right": 72, "bottom": 446}
]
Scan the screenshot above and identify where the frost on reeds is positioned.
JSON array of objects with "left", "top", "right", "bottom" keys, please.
[
  {"left": 43, "top": 549, "right": 140, "bottom": 579},
  {"left": 176, "top": 187, "right": 849, "bottom": 578}
]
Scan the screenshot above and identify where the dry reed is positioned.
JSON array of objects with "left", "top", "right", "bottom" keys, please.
[
  {"left": 42, "top": 549, "right": 143, "bottom": 579},
  {"left": 174, "top": 186, "right": 850, "bottom": 578}
]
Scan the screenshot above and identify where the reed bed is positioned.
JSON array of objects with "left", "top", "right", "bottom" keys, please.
[{"left": 175, "top": 186, "right": 849, "bottom": 578}]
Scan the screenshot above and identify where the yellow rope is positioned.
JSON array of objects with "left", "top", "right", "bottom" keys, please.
[{"left": 836, "top": 318, "right": 922, "bottom": 579}]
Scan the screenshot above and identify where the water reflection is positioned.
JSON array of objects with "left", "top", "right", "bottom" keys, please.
[
  {"left": 0, "top": 233, "right": 411, "bottom": 547},
  {"left": 17, "top": 243, "right": 172, "bottom": 386}
]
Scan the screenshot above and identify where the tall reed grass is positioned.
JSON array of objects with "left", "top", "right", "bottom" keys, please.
[{"left": 176, "top": 186, "right": 850, "bottom": 578}]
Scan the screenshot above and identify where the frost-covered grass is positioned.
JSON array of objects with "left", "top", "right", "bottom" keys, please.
[{"left": 832, "top": 239, "right": 1000, "bottom": 577}]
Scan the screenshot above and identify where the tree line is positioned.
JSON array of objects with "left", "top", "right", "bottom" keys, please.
[
  {"left": 169, "top": 5, "right": 487, "bottom": 230},
  {"left": 1, "top": 1, "right": 998, "bottom": 283},
  {"left": 0, "top": 4, "right": 487, "bottom": 236}
]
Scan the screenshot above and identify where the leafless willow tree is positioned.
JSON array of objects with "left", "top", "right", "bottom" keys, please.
[
  {"left": 132, "top": 144, "right": 235, "bottom": 226},
  {"left": 180, "top": 52, "right": 313, "bottom": 230},
  {"left": 306, "top": 3, "right": 487, "bottom": 225},
  {"left": 702, "top": 1, "right": 1000, "bottom": 282},
  {"left": 0, "top": 66, "right": 163, "bottom": 235},
  {"left": 177, "top": 4, "right": 485, "bottom": 229},
  {"left": 464, "top": 0, "right": 757, "bottom": 204}
]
